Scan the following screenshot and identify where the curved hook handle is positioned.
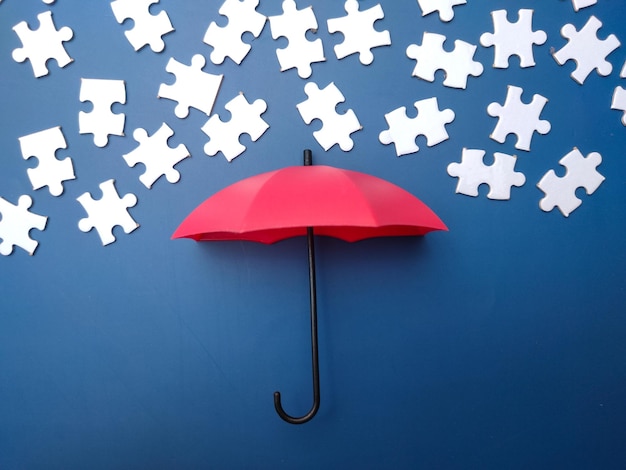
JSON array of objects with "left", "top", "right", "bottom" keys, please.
[{"left": 274, "top": 389, "right": 319, "bottom": 425}]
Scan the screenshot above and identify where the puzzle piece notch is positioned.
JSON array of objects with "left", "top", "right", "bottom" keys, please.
[
  {"left": 553, "top": 15, "right": 620, "bottom": 85},
  {"left": 537, "top": 148, "right": 604, "bottom": 217},
  {"left": 123, "top": 123, "right": 190, "bottom": 188},
  {"left": 77, "top": 179, "right": 139, "bottom": 246},
  {"left": 479, "top": 9, "right": 547, "bottom": 69},
  {"left": 611, "top": 86, "right": 626, "bottom": 126},
  {"left": 79, "top": 78, "right": 126, "bottom": 148},
  {"left": 379, "top": 97, "right": 455, "bottom": 157},
  {"left": 296, "top": 82, "right": 361, "bottom": 152},
  {"left": 18, "top": 126, "right": 75, "bottom": 196},
  {"left": 487, "top": 85, "right": 550, "bottom": 152},
  {"left": 202, "top": 93, "right": 269, "bottom": 162},
  {"left": 203, "top": 0, "right": 267, "bottom": 65},
  {"left": 12, "top": 11, "right": 73, "bottom": 78},
  {"left": 268, "top": 0, "right": 326, "bottom": 78},
  {"left": 327, "top": 0, "right": 391, "bottom": 65},
  {"left": 0, "top": 195, "right": 48, "bottom": 256},
  {"left": 406, "top": 32, "right": 483, "bottom": 89},
  {"left": 158, "top": 55, "right": 224, "bottom": 119},
  {"left": 416, "top": 0, "right": 466, "bottom": 22},
  {"left": 447, "top": 149, "right": 526, "bottom": 200},
  {"left": 110, "top": 0, "right": 174, "bottom": 52}
]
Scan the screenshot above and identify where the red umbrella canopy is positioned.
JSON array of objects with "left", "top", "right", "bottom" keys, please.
[{"left": 173, "top": 164, "right": 447, "bottom": 244}]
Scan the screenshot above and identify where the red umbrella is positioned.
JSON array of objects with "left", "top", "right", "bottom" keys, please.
[{"left": 173, "top": 150, "right": 447, "bottom": 424}]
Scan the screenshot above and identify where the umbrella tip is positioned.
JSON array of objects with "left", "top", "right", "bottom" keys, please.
[{"left": 303, "top": 149, "right": 312, "bottom": 166}]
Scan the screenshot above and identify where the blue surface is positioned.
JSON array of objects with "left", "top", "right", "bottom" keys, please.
[{"left": 1, "top": 0, "right": 625, "bottom": 468}]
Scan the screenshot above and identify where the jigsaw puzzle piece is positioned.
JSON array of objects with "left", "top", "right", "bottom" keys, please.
[
  {"left": 79, "top": 78, "right": 126, "bottom": 148},
  {"left": 77, "top": 179, "right": 139, "bottom": 246},
  {"left": 611, "top": 86, "right": 626, "bottom": 125},
  {"left": 12, "top": 11, "right": 73, "bottom": 78},
  {"left": 379, "top": 97, "right": 455, "bottom": 157},
  {"left": 123, "top": 123, "right": 190, "bottom": 188},
  {"left": 296, "top": 82, "right": 361, "bottom": 152},
  {"left": 327, "top": 0, "right": 390, "bottom": 65},
  {"left": 0, "top": 195, "right": 48, "bottom": 256},
  {"left": 202, "top": 93, "right": 269, "bottom": 162},
  {"left": 416, "top": 0, "right": 466, "bottom": 22},
  {"left": 203, "top": 0, "right": 267, "bottom": 65},
  {"left": 110, "top": 0, "right": 174, "bottom": 52},
  {"left": 18, "top": 126, "right": 75, "bottom": 197},
  {"left": 537, "top": 148, "right": 604, "bottom": 217},
  {"left": 572, "top": 0, "right": 597, "bottom": 12}
]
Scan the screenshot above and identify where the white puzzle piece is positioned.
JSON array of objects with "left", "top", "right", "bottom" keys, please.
[
  {"left": 487, "top": 85, "right": 550, "bottom": 151},
  {"left": 110, "top": 0, "right": 174, "bottom": 52},
  {"left": 158, "top": 55, "right": 223, "bottom": 119},
  {"left": 416, "top": 0, "right": 466, "bottom": 23},
  {"left": 611, "top": 86, "right": 626, "bottom": 125},
  {"left": 553, "top": 15, "right": 620, "bottom": 85},
  {"left": 79, "top": 78, "right": 126, "bottom": 148},
  {"left": 202, "top": 93, "right": 269, "bottom": 162},
  {"left": 447, "top": 149, "right": 526, "bottom": 200},
  {"left": 406, "top": 32, "right": 483, "bottom": 89},
  {"left": 268, "top": 0, "right": 325, "bottom": 78},
  {"left": 0, "top": 195, "right": 48, "bottom": 256},
  {"left": 296, "top": 82, "right": 361, "bottom": 152},
  {"left": 537, "top": 148, "right": 604, "bottom": 217},
  {"left": 18, "top": 126, "right": 75, "bottom": 196},
  {"left": 480, "top": 9, "right": 547, "bottom": 69},
  {"left": 123, "top": 123, "right": 190, "bottom": 188},
  {"left": 326, "top": 0, "right": 390, "bottom": 65},
  {"left": 77, "top": 179, "right": 139, "bottom": 246},
  {"left": 572, "top": 0, "right": 597, "bottom": 12},
  {"left": 12, "top": 11, "right": 73, "bottom": 78},
  {"left": 379, "top": 97, "right": 455, "bottom": 157},
  {"left": 203, "top": 0, "right": 267, "bottom": 65}
]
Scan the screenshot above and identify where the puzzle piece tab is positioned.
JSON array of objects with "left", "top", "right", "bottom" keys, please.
[
  {"left": 12, "top": 11, "right": 73, "bottom": 78},
  {"left": 203, "top": 0, "right": 267, "bottom": 65},
  {"left": 202, "top": 93, "right": 269, "bottom": 162},
  {"left": 79, "top": 78, "right": 126, "bottom": 148},
  {"left": 379, "top": 97, "right": 455, "bottom": 157},
  {"left": 487, "top": 85, "right": 550, "bottom": 151},
  {"left": 268, "top": 0, "right": 325, "bottom": 78},
  {"left": 406, "top": 32, "right": 483, "bottom": 89},
  {"left": 158, "top": 55, "right": 223, "bottom": 119},
  {"left": 447, "top": 149, "right": 526, "bottom": 200},
  {"left": 553, "top": 15, "right": 620, "bottom": 84},
  {"left": 110, "top": 0, "right": 174, "bottom": 52},
  {"left": 77, "top": 179, "right": 139, "bottom": 246},
  {"left": 480, "top": 9, "right": 546, "bottom": 69},
  {"left": 416, "top": 0, "right": 466, "bottom": 22},
  {"left": 537, "top": 148, "right": 604, "bottom": 217},
  {"left": 296, "top": 82, "right": 361, "bottom": 152},
  {"left": 0, "top": 195, "right": 47, "bottom": 256},
  {"left": 18, "top": 126, "right": 75, "bottom": 197},
  {"left": 327, "top": 0, "right": 390, "bottom": 65},
  {"left": 123, "top": 123, "right": 190, "bottom": 188}
]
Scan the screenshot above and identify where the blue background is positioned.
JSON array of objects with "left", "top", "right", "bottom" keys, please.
[{"left": 1, "top": 0, "right": 625, "bottom": 468}]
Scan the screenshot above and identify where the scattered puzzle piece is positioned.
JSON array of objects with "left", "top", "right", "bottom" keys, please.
[
  {"left": 572, "top": 0, "right": 597, "bottom": 12},
  {"left": 327, "top": 0, "right": 390, "bottom": 65},
  {"left": 406, "top": 32, "right": 483, "bottom": 89},
  {"left": 12, "top": 11, "right": 73, "bottom": 78},
  {"left": 110, "top": 0, "right": 174, "bottom": 52},
  {"left": 537, "top": 148, "right": 604, "bottom": 217},
  {"left": 416, "top": 0, "right": 466, "bottom": 22},
  {"left": 18, "top": 126, "right": 75, "bottom": 196},
  {"left": 79, "top": 78, "right": 126, "bottom": 148},
  {"left": 268, "top": 0, "right": 325, "bottom": 78},
  {"left": 296, "top": 82, "right": 361, "bottom": 152},
  {"left": 0, "top": 195, "right": 47, "bottom": 256},
  {"left": 487, "top": 85, "right": 550, "bottom": 151},
  {"left": 158, "top": 55, "right": 223, "bottom": 119},
  {"left": 202, "top": 93, "right": 269, "bottom": 162},
  {"left": 480, "top": 9, "right": 547, "bottom": 69},
  {"left": 379, "top": 97, "right": 455, "bottom": 157},
  {"left": 203, "top": 0, "right": 267, "bottom": 65},
  {"left": 77, "top": 179, "right": 139, "bottom": 246},
  {"left": 447, "top": 148, "right": 526, "bottom": 200},
  {"left": 611, "top": 86, "right": 626, "bottom": 125},
  {"left": 553, "top": 15, "right": 620, "bottom": 85},
  {"left": 123, "top": 123, "right": 190, "bottom": 188}
]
